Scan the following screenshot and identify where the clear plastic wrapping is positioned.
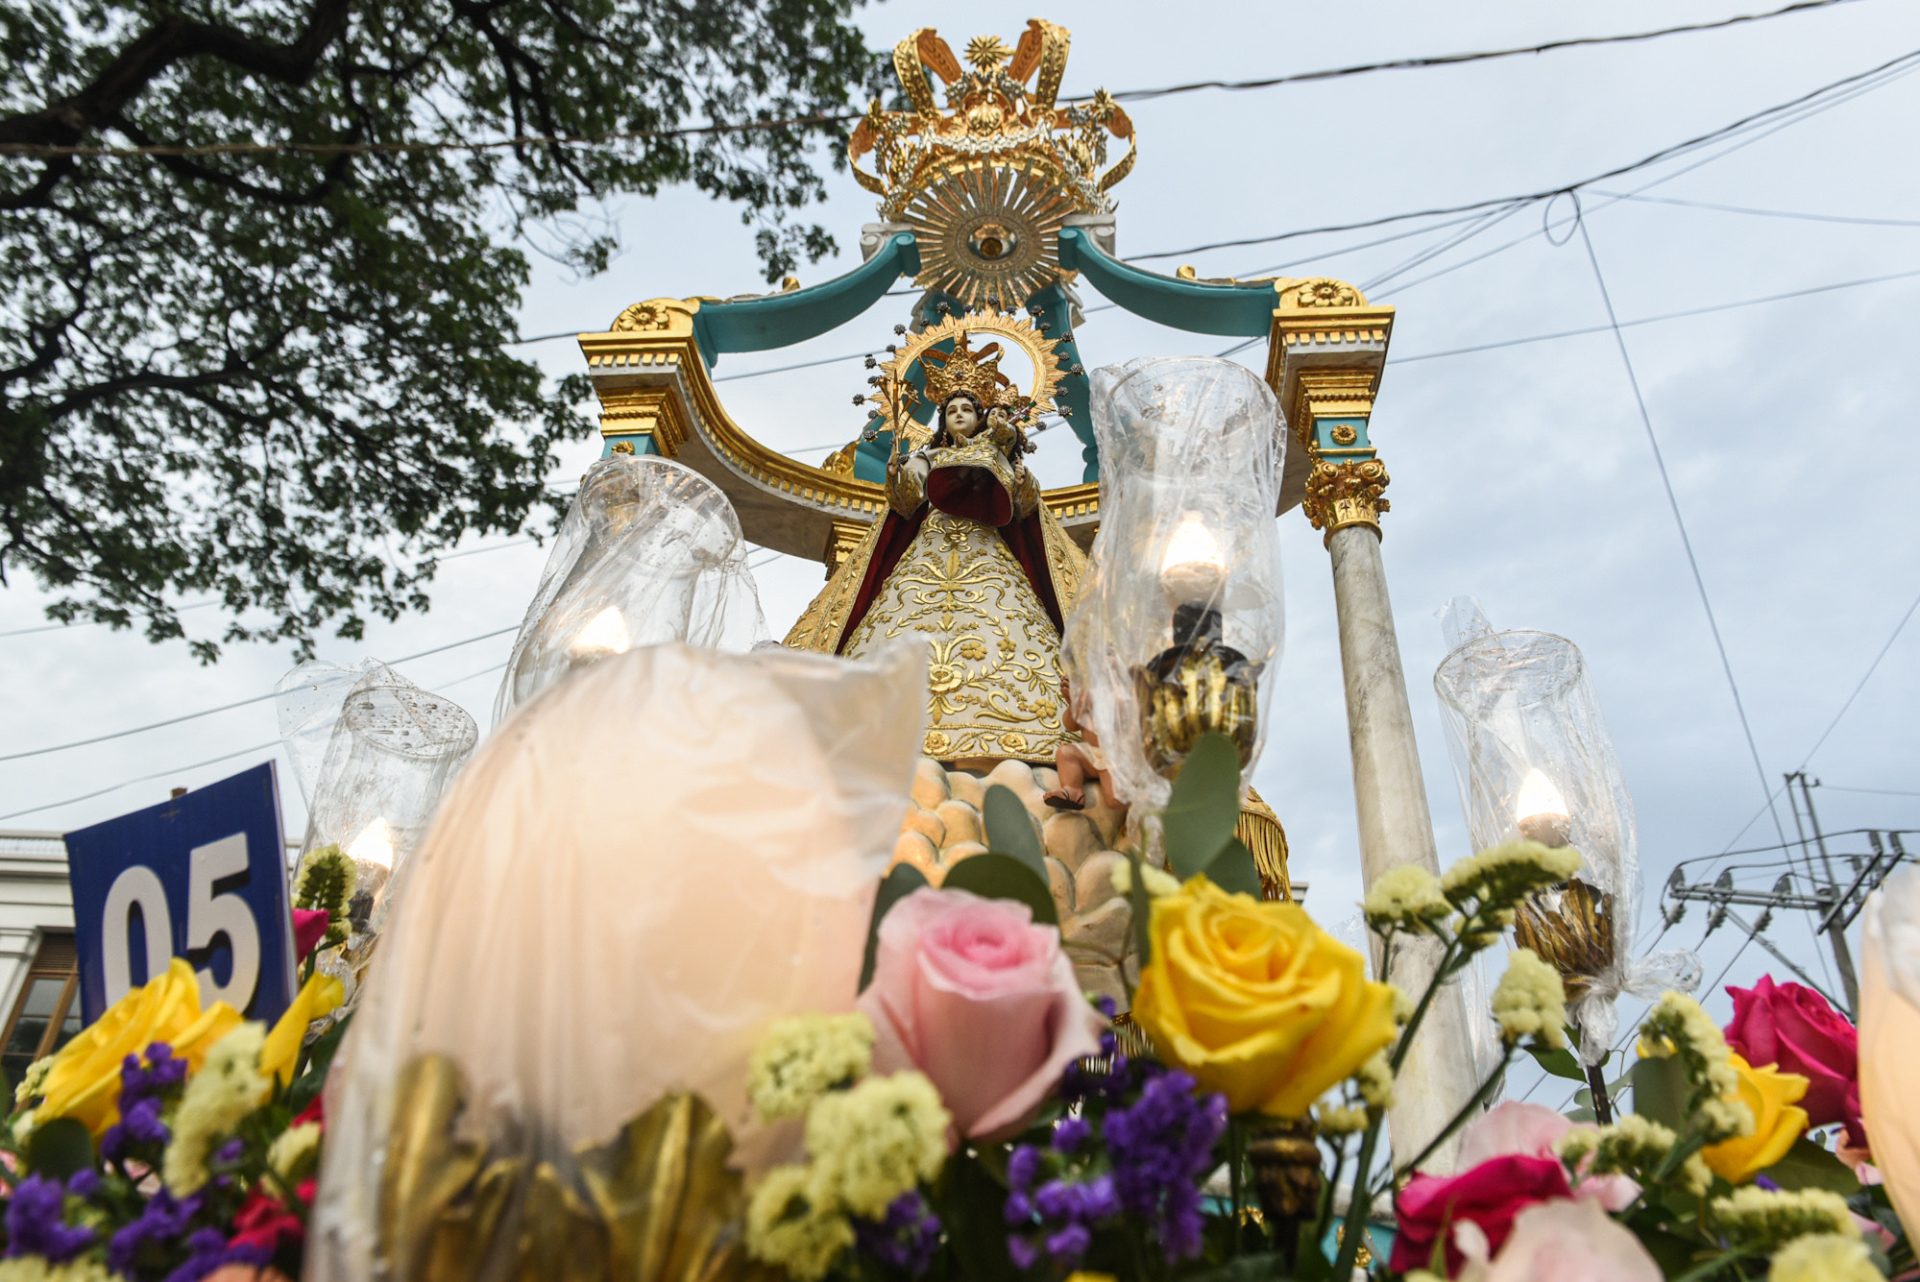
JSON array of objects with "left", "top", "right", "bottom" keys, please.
[
  {"left": 297, "top": 662, "right": 479, "bottom": 916},
  {"left": 1433, "top": 599, "right": 1698, "bottom": 1063},
  {"left": 495, "top": 455, "right": 768, "bottom": 722},
  {"left": 1062, "top": 357, "right": 1286, "bottom": 811},
  {"left": 309, "top": 639, "right": 928, "bottom": 1282}
]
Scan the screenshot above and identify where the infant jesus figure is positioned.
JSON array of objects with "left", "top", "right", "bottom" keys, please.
[{"left": 1043, "top": 675, "right": 1113, "bottom": 810}]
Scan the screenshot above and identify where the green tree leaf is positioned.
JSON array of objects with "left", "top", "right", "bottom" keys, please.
[
  {"left": 1162, "top": 733, "right": 1244, "bottom": 877},
  {"left": 0, "top": 1, "right": 883, "bottom": 655},
  {"left": 860, "top": 863, "right": 929, "bottom": 991},
  {"left": 25, "top": 1117, "right": 93, "bottom": 1180},
  {"left": 942, "top": 853, "right": 1057, "bottom": 926},
  {"left": 982, "top": 785, "right": 1047, "bottom": 883}
]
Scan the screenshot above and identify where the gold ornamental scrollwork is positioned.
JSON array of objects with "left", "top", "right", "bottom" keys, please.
[{"left": 1302, "top": 458, "right": 1391, "bottom": 543}]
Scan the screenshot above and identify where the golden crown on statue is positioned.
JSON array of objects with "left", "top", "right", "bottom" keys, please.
[{"left": 850, "top": 20, "right": 1136, "bottom": 309}]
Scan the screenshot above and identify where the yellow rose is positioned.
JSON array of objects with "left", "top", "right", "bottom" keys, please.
[
  {"left": 259, "top": 971, "right": 345, "bottom": 1086},
  {"left": 34, "top": 959, "right": 242, "bottom": 1134},
  {"left": 1704, "top": 1052, "right": 1810, "bottom": 1183},
  {"left": 1132, "top": 877, "right": 1397, "bottom": 1116}
]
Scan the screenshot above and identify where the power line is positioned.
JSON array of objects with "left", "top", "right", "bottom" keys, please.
[
  {"left": 0, "top": 599, "right": 220, "bottom": 638},
  {"left": 0, "top": 624, "right": 521, "bottom": 763},
  {"left": 0, "top": 740, "right": 285, "bottom": 823},
  {"left": 1133, "top": 45, "right": 1920, "bottom": 265},
  {"left": 1822, "top": 785, "right": 1920, "bottom": 799},
  {"left": 1797, "top": 585, "right": 1920, "bottom": 767},
  {"left": 1374, "top": 52, "right": 1920, "bottom": 300},
  {"left": 1100, "top": 1, "right": 1861, "bottom": 104},
  {"left": 1587, "top": 187, "right": 1920, "bottom": 228},
  {"left": 1391, "top": 265, "right": 1920, "bottom": 364},
  {"left": 0, "top": 1, "right": 1859, "bottom": 162},
  {"left": 1573, "top": 207, "right": 1791, "bottom": 855}
]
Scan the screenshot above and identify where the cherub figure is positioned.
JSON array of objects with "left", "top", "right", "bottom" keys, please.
[{"left": 1043, "top": 674, "right": 1111, "bottom": 810}]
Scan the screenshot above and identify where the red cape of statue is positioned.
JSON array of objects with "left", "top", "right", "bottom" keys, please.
[{"left": 835, "top": 465, "right": 1063, "bottom": 654}]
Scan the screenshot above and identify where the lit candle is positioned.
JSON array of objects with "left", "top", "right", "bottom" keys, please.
[
  {"left": 1515, "top": 768, "right": 1572, "bottom": 848},
  {"left": 1159, "top": 513, "right": 1227, "bottom": 608},
  {"left": 570, "top": 606, "right": 632, "bottom": 661},
  {"left": 345, "top": 816, "right": 395, "bottom": 870}
]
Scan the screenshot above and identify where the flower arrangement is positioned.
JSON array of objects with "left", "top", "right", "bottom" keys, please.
[
  {"left": 0, "top": 920, "right": 342, "bottom": 1282},
  {"left": 2, "top": 735, "right": 1913, "bottom": 1282}
]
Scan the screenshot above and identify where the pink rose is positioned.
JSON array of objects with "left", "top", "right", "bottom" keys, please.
[
  {"left": 1458, "top": 1101, "right": 1637, "bottom": 1212},
  {"left": 1454, "top": 1196, "right": 1662, "bottom": 1282},
  {"left": 292, "top": 909, "right": 330, "bottom": 963},
  {"left": 858, "top": 887, "right": 1105, "bottom": 1140},
  {"left": 1725, "top": 975, "right": 1862, "bottom": 1140},
  {"left": 1391, "top": 1153, "right": 1573, "bottom": 1275}
]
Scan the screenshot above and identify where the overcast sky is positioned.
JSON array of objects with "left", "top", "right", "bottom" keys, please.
[{"left": 5, "top": 0, "right": 1918, "bottom": 1073}]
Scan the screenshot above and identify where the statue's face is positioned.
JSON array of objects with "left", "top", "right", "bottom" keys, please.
[{"left": 944, "top": 397, "right": 980, "bottom": 439}]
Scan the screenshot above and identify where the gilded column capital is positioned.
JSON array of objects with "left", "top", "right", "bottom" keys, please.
[
  {"left": 1302, "top": 457, "right": 1391, "bottom": 544},
  {"left": 821, "top": 518, "right": 870, "bottom": 577}
]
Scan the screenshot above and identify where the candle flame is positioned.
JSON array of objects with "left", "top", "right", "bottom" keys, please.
[
  {"left": 1516, "top": 768, "right": 1569, "bottom": 823},
  {"left": 346, "top": 816, "right": 396, "bottom": 870},
  {"left": 570, "top": 606, "right": 632, "bottom": 660},
  {"left": 1159, "top": 513, "right": 1227, "bottom": 605}
]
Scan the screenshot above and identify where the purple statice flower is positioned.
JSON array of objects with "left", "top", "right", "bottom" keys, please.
[
  {"left": 65, "top": 1169, "right": 99, "bottom": 1199},
  {"left": 161, "top": 1228, "right": 273, "bottom": 1282},
  {"left": 1008, "top": 1144, "right": 1040, "bottom": 1193},
  {"left": 4, "top": 1174, "right": 96, "bottom": 1262},
  {"left": 1102, "top": 1069, "right": 1227, "bottom": 1263},
  {"left": 853, "top": 1191, "right": 941, "bottom": 1278},
  {"left": 213, "top": 1138, "right": 246, "bottom": 1167},
  {"left": 102, "top": 1094, "right": 170, "bottom": 1162},
  {"left": 1051, "top": 1115, "right": 1091, "bottom": 1154},
  {"left": 108, "top": 1188, "right": 203, "bottom": 1275}
]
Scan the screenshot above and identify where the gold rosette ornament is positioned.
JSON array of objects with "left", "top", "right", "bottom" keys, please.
[{"left": 1132, "top": 878, "right": 1397, "bottom": 1117}]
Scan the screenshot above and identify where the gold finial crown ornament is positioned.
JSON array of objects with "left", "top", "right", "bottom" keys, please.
[
  {"left": 850, "top": 19, "right": 1136, "bottom": 310},
  {"left": 866, "top": 309, "right": 1066, "bottom": 447}
]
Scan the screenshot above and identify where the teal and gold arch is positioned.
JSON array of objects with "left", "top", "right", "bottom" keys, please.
[{"left": 576, "top": 18, "right": 1399, "bottom": 571}]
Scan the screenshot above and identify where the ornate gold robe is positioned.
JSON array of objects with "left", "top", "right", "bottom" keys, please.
[{"left": 785, "top": 441, "right": 1086, "bottom": 766}]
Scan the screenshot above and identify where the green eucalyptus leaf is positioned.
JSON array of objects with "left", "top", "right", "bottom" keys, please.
[
  {"left": 1762, "top": 1135, "right": 1860, "bottom": 1194},
  {"left": 1204, "top": 838, "right": 1265, "bottom": 898},
  {"left": 25, "top": 1117, "right": 93, "bottom": 1180},
  {"left": 941, "top": 853, "right": 1057, "bottom": 926},
  {"left": 860, "top": 863, "right": 930, "bottom": 990},
  {"left": 982, "top": 785, "right": 1047, "bottom": 883},
  {"left": 1629, "top": 1054, "right": 1689, "bottom": 1131},
  {"left": 1162, "top": 733, "right": 1243, "bottom": 877},
  {"left": 1526, "top": 1043, "right": 1587, "bottom": 1082}
]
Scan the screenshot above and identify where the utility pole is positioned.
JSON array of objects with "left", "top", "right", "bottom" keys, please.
[{"left": 1790, "top": 772, "right": 1860, "bottom": 1013}]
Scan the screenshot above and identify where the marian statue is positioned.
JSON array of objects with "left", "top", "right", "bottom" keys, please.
[{"left": 785, "top": 321, "right": 1087, "bottom": 769}]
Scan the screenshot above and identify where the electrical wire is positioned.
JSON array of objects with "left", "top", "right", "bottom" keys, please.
[
  {"left": 1586, "top": 188, "right": 1920, "bottom": 228},
  {"left": 0, "top": 624, "right": 522, "bottom": 763},
  {"left": 1822, "top": 786, "right": 1920, "bottom": 799},
  {"left": 0, "top": 1, "right": 1860, "bottom": 162},
  {"left": 0, "top": 599, "right": 220, "bottom": 638},
  {"left": 1573, "top": 207, "right": 1790, "bottom": 855}
]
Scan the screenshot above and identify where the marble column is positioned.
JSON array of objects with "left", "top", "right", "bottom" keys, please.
[{"left": 1328, "top": 523, "right": 1478, "bottom": 1172}]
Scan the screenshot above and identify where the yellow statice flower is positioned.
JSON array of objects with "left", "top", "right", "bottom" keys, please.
[
  {"left": 163, "top": 1023, "right": 270, "bottom": 1195},
  {"left": 1703, "top": 1053, "right": 1810, "bottom": 1184},
  {"left": 1315, "top": 1103, "right": 1368, "bottom": 1135},
  {"left": 746, "top": 1164, "right": 854, "bottom": 1282},
  {"left": 267, "top": 1120, "right": 323, "bottom": 1184},
  {"left": 1491, "top": 948, "right": 1568, "bottom": 1049},
  {"left": 1638, "top": 991, "right": 1752, "bottom": 1143},
  {"left": 1362, "top": 864, "right": 1450, "bottom": 935},
  {"left": 1768, "top": 1233, "right": 1880, "bottom": 1282},
  {"left": 805, "top": 1071, "right": 950, "bottom": 1218},
  {"left": 749, "top": 1013, "right": 875, "bottom": 1121},
  {"left": 1355, "top": 1051, "right": 1395, "bottom": 1111},
  {"left": 0, "top": 1258, "right": 119, "bottom": 1282},
  {"left": 33, "top": 959, "right": 241, "bottom": 1135},
  {"left": 1132, "top": 877, "right": 1396, "bottom": 1117},
  {"left": 1711, "top": 1186, "right": 1857, "bottom": 1250},
  {"left": 260, "top": 970, "right": 345, "bottom": 1086},
  {"left": 1440, "top": 842, "right": 1581, "bottom": 908}
]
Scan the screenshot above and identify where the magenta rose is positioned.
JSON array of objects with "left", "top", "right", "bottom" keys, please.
[
  {"left": 1725, "top": 974, "right": 1862, "bottom": 1140},
  {"left": 858, "top": 887, "right": 1105, "bottom": 1140},
  {"left": 1391, "top": 1153, "right": 1574, "bottom": 1275}
]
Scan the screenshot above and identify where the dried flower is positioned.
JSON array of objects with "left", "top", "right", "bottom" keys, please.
[
  {"left": 1363, "top": 865, "right": 1451, "bottom": 935},
  {"left": 806, "top": 1072, "right": 949, "bottom": 1218},
  {"left": 1710, "top": 1186, "right": 1858, "bottom": 1250},
  {"left": 163, "top": 1024, "right": 269, "bottom": 1195},
  {"left": 1767, "top": 1233, "right": 1881, "bottom": 1282},
  {"left": 746, "top": 1166, "right": 854, "bottom": 1282},
  {"left": 1441, "top": 842, "right": 1582, "bottom": 911}
]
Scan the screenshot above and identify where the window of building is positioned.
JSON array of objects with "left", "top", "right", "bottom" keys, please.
[{"left": 2, "top": 933, "right": 80, "bottom": 1089}]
